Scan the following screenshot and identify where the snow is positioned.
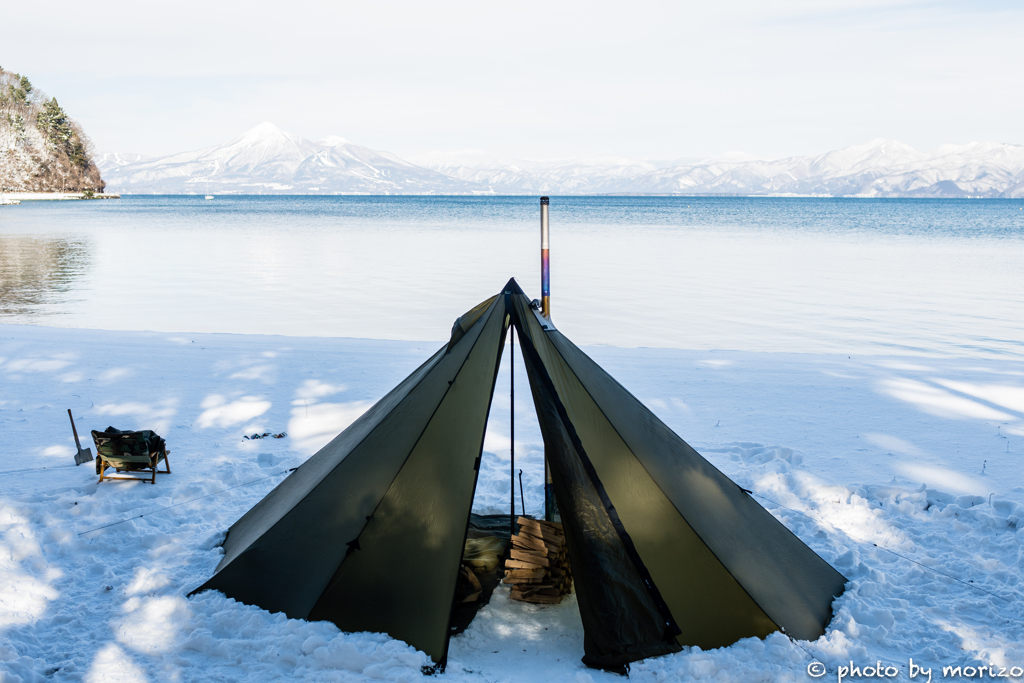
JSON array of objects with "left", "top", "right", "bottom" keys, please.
[{"left": 1, "top": 323, "right": 1022, "bottom": 682}]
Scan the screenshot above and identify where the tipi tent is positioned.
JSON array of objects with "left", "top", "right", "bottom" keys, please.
[{"left": 193, "top": 279, "right": 846, "bottom": 671}]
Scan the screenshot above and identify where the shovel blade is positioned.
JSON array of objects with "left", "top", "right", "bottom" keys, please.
[{"left": 75, "top": 447, "right": 94, "bottom": 466}]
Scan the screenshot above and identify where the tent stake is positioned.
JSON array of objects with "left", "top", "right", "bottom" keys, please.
[{"left": 518, "top": 469, "right": 525, "bottom": 517}]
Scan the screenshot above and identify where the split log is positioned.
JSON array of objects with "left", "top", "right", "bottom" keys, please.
[
  {"left": 511, "top": 535, "right": 551, "bottom": 553},
  {"left": 505, "top": 558, "right": 548, "bottom": 570},
  {"left": 518, "top": 516, "right": 562, "bottom": 534},
  {"left": 504, "top": 567, "right": 546, "bottom": 580},
  {"left": 518, "top": 526, "right": 563, "bottom": 547},
  {"left": 510, "top": 549, "right": 550, "bottom": 566}
]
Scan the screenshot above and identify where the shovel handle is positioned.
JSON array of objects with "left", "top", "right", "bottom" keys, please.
[{"left": 68, "top": 409, "right": 83, "bottom": 451}]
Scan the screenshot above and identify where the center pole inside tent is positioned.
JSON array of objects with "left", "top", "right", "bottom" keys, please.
[
  {"left": 510, "top": 325, "right": 516, "bottom": 535},
  {"left": 540, "top": 196, "right": 555, "bottom": 523}
]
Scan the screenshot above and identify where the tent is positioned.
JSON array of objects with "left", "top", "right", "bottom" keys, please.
[{"left": 192, "top": 278, "right": 846, "bottom": 671}]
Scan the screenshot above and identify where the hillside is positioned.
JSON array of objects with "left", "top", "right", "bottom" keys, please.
[{"left": 0, "top": 67, "right": 105, "bottom": 193}]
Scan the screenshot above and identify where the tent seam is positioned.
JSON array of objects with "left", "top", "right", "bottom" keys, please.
[
  {"left": 438, "top": 308, "right": 511, "bottom": 669},
  {"left": 309, "top": 296, "right": 506, "bottom": 617}
]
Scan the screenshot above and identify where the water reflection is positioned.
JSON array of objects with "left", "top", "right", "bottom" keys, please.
[{"left": 0, "top": 236, "right": 91, "bottom": 317}]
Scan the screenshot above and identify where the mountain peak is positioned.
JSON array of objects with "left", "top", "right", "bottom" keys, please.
[
  {"left": 244, "top": 121, "right": 282, "bottom": 135},
  {"left": 245, "top": 121, "right": 285, "bottom": 136},
  {"left": 220, "top": 122, "right": 318, "bottom": 158}
]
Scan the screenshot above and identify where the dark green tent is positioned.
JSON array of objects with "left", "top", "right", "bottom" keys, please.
[{"left": 193, "top": 279, "right": 846, "bottom": 670}]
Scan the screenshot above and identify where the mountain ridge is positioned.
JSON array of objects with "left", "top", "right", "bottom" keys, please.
[{"left": 98, "top": 125, "right": 1024, "bottom": 197}]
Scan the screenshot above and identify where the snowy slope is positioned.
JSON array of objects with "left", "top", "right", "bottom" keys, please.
[
  {"left": 292, "top": 136, "right": 463, "bottom": 193},
  {"left": 1, "top": 324, "right": 1022, "bottom": 682}
]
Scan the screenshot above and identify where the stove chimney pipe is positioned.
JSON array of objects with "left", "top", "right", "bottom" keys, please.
[{"left": 540, "top": 196, "right": 550, "bottom": 318}]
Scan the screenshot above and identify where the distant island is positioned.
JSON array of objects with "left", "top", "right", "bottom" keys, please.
[
  {"left": 98, "top": 122, "right": 1024, "bottom": 198},
  {"left": 0, "top": 67, "right": 105, "bottom": 194}
]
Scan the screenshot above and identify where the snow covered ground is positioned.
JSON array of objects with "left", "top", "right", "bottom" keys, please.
[{"left": 1, "top": 324, "right": 1022, "bottom": 682}]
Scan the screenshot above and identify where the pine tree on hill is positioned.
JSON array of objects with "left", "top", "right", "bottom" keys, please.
[{"left": 12, "top": 76, "right": 32, "bottom": 105}]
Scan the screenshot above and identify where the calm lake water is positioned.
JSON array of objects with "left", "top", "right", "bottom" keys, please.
[{"left": 2, "top": 195, "right": 1023, "bottom": 358}]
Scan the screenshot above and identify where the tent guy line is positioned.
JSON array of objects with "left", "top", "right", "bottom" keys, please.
[
  {"left": 750, "top": 492, "right": 1015, "bottom": 605},
  {"left": 76, "top": 467, "right": 294, "bottom": 537},
  {"left": 0, "top": 464, "right": 77, "bottom": 476}
]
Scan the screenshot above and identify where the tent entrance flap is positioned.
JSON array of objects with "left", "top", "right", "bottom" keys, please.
[
  {"left": 514, "top": 296, "right": 683, "bottom": 669},
  {"left": 190, "top": 277, "right": 845, "bottom": 672}
]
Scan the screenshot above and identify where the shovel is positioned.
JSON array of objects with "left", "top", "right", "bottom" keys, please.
[{"left": 68, "top": 409, "right": 93, "bottom": 466}]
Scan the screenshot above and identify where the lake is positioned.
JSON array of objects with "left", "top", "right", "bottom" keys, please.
[{"left": 2, "top": 195, "right": 1023, "bottom": 358}]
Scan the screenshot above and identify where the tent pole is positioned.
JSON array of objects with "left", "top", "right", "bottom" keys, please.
[
  {"left": 510, "top": 325, "right": 516, "bottom": 533},
  {"left": 545, "top": 461, "right": 553, "bottom": 522}
]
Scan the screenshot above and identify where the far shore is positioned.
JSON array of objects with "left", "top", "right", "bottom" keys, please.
[{"left": 1, "top": 192, "right": 121, "bottom": 202}]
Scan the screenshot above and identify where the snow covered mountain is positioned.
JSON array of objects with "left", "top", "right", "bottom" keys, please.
[
  {"left": 413, "top": 139, "right": 1024, "bottom": 197},
  {"left": 98, "top": 123, "right": 481, "bottom": 194},
  {"left": 100, "top": 128, "right": 1024, "bottom": 197}
]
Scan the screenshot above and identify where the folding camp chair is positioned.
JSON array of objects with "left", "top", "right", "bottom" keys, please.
[{"left": 91, "top": 428, "right": 171, "bottom": 484}]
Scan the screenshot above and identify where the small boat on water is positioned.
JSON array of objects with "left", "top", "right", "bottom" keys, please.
[{"left": 205, "top": 195, "right": 215, "bottom": 200}]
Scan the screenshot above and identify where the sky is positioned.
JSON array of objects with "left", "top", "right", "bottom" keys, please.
[{"left": 3, "top": 0, "right": 1022, "bottom": 160}]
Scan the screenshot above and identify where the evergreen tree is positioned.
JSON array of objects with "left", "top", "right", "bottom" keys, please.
[
  {"left": 36, "top": 98, "right": 88, "bottom": 168},
  {"left": 12, "top": 75, "right": 32, "bottom": 104},
  {"left": 38, "top": 98, "right": 74, "bottom": 149}
]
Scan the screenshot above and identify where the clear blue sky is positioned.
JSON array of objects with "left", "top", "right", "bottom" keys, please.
[{"left": 5, "top": 0, "right": 1021, "bottom": 159}]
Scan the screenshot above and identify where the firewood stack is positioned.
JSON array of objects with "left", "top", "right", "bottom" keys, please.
[{"left": 503, "top": 517, "right": 572, "bottom": 604}]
